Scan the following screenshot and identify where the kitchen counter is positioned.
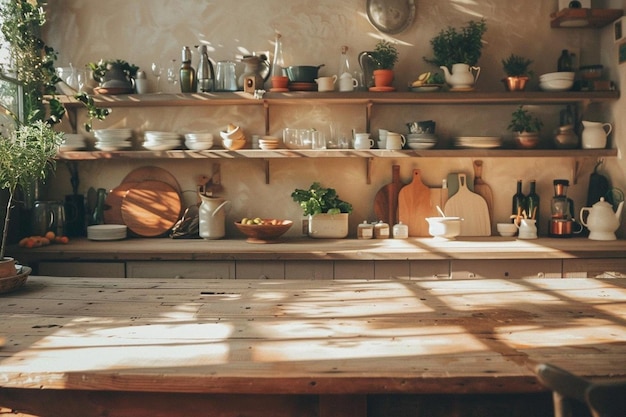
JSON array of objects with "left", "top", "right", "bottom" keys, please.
[
  {"left": 1, "top": 276, "right": 625, "bottom": 417},
  {"left": 10, "top": 236, "right": 626, "bottom": 262}
]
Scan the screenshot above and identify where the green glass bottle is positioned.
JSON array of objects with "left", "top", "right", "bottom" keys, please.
[
  {"left": 512, "top": 180, "right": 527, "bottom": 222},
  {"left": 179, "top": 46, "right": 196, "bottom": 93},
  {"left": 526, "top": 180, "right": 540, "bottom": 226}
]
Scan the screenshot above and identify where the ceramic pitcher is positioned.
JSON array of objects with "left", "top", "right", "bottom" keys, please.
[
  {"left": 516, "top": 218, "right": 537, "bottom": 239},
  {"left": 198, "top": 194, "right": 230, "bottom": 240},
  {"left": 581, "top": 120, "right": 612, "bottom": 149},
  {"left": 440, "top": 63, "right": 481, "bottom": 89}
]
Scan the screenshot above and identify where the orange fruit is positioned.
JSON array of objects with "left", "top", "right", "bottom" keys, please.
[{"left": 45, "top": 231, "right": 56, "bottom": 240}]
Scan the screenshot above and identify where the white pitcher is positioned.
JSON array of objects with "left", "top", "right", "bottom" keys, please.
[
  {"left": 440, "top": 63, "right": 481, "bottom": 89},
  {"left": 199, "top": 194, "right": 230, "bottom": 240},
  {"left": 581, "top": 120, "right": 612, "bottom": 149},
  {"left": 516, "top": 218, "right": 537, "bottom": 239}
]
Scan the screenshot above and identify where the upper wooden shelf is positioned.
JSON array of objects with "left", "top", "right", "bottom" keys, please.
[
  {"left": 550, "top": 8, "right": 623, "bottom": 28},
  {"left": 57, "top": 90, "right": 620, "bottom": 109}
]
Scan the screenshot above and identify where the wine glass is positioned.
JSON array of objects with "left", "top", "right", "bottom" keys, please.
[
  {"left": 151, "top": 62, "right": 163, "bottom": 93},
  {"left": 166, "top": 60, "right": 178, "bottom": 91}
]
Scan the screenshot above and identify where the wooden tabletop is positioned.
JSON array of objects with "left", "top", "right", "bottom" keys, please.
[{"left": 1, "top": 276, "right": 625, "bottom": 398}]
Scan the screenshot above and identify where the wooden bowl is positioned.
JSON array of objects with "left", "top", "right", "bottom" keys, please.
[
  {"left": 234, "top": 220, "right": 293, "bottom": 243},
  {"left": 0, "top": 266, "right": 31, "bottom": 294}
]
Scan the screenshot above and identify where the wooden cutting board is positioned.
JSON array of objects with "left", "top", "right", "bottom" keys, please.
[
  {"left": 103, "top": 181, "right": 138, "bottom": 225},
  {"left": 444, "top": 173, "right": 491, "bottom": 236},
  {"left": 473, "top": 160, "right": 494, "bottom": 224},
  {"left": 121, "top": 180, "right": 182, "bottom": 237},
  {"left": 122, "top": 166, "right": 181, "bottom": 193},
  {"left": 373, "top": 165, "right": 402, "bottom": 225},
  {"left": 398, "top": 169, "right": 438, "bottom": 237}
]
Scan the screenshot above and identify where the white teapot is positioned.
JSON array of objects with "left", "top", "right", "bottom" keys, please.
[
  {"left": 579, "top": 197, "right": 624, "bottom": 240},
  {"left": 440, "top": 63, "right": 480, "bottom": 89}
]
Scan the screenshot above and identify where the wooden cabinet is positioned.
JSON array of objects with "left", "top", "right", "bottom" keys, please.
[
  {"left": 450, "top": 259, "right": 562, "bottom": 279},
  {"left": 562, "top": 258, "right": 626, "bottom": 278},
  {"left": 126, "top": 261, "right": 235, "bottom": 278},
  {"left": 38, "top": 261, "right": 126, "bottom": 278}
]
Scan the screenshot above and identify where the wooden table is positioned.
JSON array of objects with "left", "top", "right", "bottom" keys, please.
[{"left": 1, "top": 276, "right": 625, "bottom": 417}]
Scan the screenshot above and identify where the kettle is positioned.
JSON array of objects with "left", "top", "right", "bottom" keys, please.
[
  {"left": 579, "top": 197, "right": 624, "bottom": 240},
  {"left": 198, "top": 194, "right": 230, "bottom": 240}
]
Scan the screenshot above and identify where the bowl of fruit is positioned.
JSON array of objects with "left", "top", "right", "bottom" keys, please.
[
  {"left": 409, "top": 71, "right": 444, "bottom": 92},
  {"left": 234, "top": 217, "right": 293, "bottom": 243}
]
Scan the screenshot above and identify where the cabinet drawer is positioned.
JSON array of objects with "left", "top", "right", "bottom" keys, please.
[
  {"left": 38, "top": 261, "right": 125, "bottom": 278},
  {"left": 563, "top": 258, "right": 626, "bottom": 278},
  {"left": 334, "top": 261, "right": 375, "bottom": 279},
  {"left": 285, "top": 261, "right": 334, "bottom": 279},
  {"left": 450, "top": 259, "right": 562, "bottom": 279},
  {"left": 374, "top": 260, "right": 410, "bottom": 279},
  {"left": 127, "top": 261, "right": 235, "bottom": 278},
  {"left": 235, "top": 261, "right": 285, "bottom": 279},
  {"left": 409, "top": 260, "right": 450, "bottom": 279}
]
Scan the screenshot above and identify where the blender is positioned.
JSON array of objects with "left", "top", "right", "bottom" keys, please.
[{"left": 549, "top": 179, "right": 576, "bottom": 237}]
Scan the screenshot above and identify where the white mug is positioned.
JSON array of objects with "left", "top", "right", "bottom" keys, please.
[
  {"left": 339, "top": 74, "right": 358, "bottom": 92},
  {"left": 385, "top": 132, "right": 406, "bottom": 150},
  {"left": 315, "top": 75, "right": 337, "bottom": 92},
  {"left": 353, "top": 133, "right": 373, "bottom": 149}
]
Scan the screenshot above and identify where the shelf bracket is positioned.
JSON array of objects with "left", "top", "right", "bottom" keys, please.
[
  {"left": 366, "top": 157, "right": 373, "bottom": 184},
  {"left": 366, "top": 101, "right": 373, "bottom": 133},
  {"left": 264, "top": 158, "right": 270, "bottom": 184},
  {"left": 263, "top": 101, "right": 270, "bottom": 135}
]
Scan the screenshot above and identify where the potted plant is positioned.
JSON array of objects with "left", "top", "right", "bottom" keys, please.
[
  {"left": 291, "top": 182, "right": 353, "bottom": 238},
  {"left": 0, "top": 120, "right": 64, "bottom": 277},
  {"left": 370, "top": 40, "right": 399, "bottom": 88},
  {"left": 508, "top": 105, "right": 543, "bottom": 149},
  {"left": 502, "top": 54, "right": 533, "bottom": 91},
  {"left": 88, "top": 59, "right": 139, "bottom": 94},
  {"left": 423, "top": 19, "right": 487, "bottom": 89}
]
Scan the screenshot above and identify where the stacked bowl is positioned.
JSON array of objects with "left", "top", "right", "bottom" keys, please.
[
  {"left": 60, "top": 133, "right": 86, "bottom": 151},
  {"left": 258, "top": 136, "right": 280, "bottom": 150},
  {"left": 94, "top": 128, "right": 133, "bottom": 151},
  {"left": 143, "top": 131, "right": 182, "bottom": 150},
  {"left": 539, "top": 72, "right": 574, "bottom": 92},
  {"left": 184, "top": 132, "right": 214, "bottom": 150},
  {"left": 406, "top": 133, "right": 437, "bottom": 150},
  {"left": 220, "top": 125, "right": 246, "bottom": 150}
]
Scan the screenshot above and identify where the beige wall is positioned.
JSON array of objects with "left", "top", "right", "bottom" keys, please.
[{"left": 42, "top": 0, "right": 625, "bottom": 238}]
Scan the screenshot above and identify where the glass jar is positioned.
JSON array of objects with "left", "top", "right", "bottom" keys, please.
[
  {"left": 357, "top": 221, "right": 373, "bottom": 239},
  {"left": 392, "top": 222, "right": 408, "bottom": 239},
  {"left": 374, "top": 221, "right": 390, "bottom": 239}
]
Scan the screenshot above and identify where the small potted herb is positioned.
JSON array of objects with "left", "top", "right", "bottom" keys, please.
[
  {"left": 508, "top": 106, "right": 543, "bottom": 149},
  {"left": 502, "top": 54, "right": 533, "bottom": 91},
  {"left": 370, "top": 40, "right": 399, "bottom": 88},
  {"left": 291, "top": 182, "right": 353, "bottom": 238}
]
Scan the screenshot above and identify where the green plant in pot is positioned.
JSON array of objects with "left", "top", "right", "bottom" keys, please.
[
  {"left": 502, "top": 54, "right": 533, "bottom": 91},
  {"left": 370, "top": 40, "right": 399, "bottom": 89},
  {"left": 88, "top": 59, "right": 139, "bottom": 92},
  {"left": 291, "top": 182, "right": 353, "bottom": 238},
  {"left": 0, "top": 120, "right": 64, "bottom": 277},
  {"left": 423, "top": 19, "right": 487, "bottom": 89},
  {"left": 508, "top": 106, "right": 543, "bottom": 149}
]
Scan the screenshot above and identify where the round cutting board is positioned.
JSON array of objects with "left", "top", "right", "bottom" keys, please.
[
  {"left": 121, "top": 180, "right": 182, "bottom": 237},
  {"left": 122, "top": 166, "right": 181, "bottom": 193},
  {"left": 104, "top": 181, "right": 138, "bottom": 225}
]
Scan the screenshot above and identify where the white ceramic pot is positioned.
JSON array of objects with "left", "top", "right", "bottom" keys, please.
[
  {"left": 308, "top": 213, "right": 349, "bottom": 238},
  {"left": 199, "top": 195, "right": 230, "bottom": 240}
]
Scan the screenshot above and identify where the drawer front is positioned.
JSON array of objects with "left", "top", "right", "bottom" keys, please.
[
  {"left": 285, "top": 261, "right": 334, "bottom": 279},
  {"left": 563, "top": 258, "right": 626, "bottom": 278},
  {"left": 235, "top": 261, "right": 285, "bottom": 279},
  {"left": 409, "top": 260, "right": 450, "bottom": 279},
  {"left": 374, "top": 260, "right": 410, "bottom": 279},
  {"left": 38, "top": 261, "right": 126, "bottom": 278},
  {"left": 127, "top": 261, "right": 235, "bottom": 279},
  {"left": 334, "top": 261, "right": 375, "bottom": 279},
  {"left": 450, "top": 259, "right": 562, "bottom": 279}
]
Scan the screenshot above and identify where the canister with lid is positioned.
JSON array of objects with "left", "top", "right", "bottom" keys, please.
[
  {"left": 392, "top": 222, "right": 408, "bottom": 239},
  {"left": 374, "top": 220, "right": 390, "bottom": 239},
  {"left": 357, "top": 221, "right": 373, "bottom": 239}
]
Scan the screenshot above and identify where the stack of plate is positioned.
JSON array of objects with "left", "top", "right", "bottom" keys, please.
[
  {"left": 454, "top": 136, "right": 502, "bottom": 149},
  {"left": 60, "top": 133, "right": 86, "bottom": 151},
  {"left": 539, "top": 72, "right": 575, "bottom": 92},
  {"left": 143, "top": 131, "right": 182, "bottom": 151},
  {"left": 406, "top": 133, "right": 437, "bottom": 150},
  {"left": 184, "top": 132, "right": 214, "bottom": 150},
  {"left": 94, "top": 129, "right": 133, "bottom": 151},
  {"left": 87, "top": 224, "right": 127, "bottom": 241},
  {"left": 258, "top": 136, "right": 280, "bottom": 150}
]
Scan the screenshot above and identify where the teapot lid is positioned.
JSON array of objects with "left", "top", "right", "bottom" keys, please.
[{"left": 593, "top": 197, "right": 612, "bottom": 207}]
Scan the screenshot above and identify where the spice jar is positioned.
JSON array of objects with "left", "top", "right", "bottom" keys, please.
[
  {"left": 374, "top": 221, "right": 390, "bottom": 239},
  {"left": 392, "top": 222, "right": 409, "bottom": 239},
  {"left": 357, "top": 221, "right": 373, "bottom": 239}
]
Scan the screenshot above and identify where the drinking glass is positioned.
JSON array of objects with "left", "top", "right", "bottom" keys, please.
[
  {"left": 151, "top": 62, "right": 163, "bottom": 93},
  {"left": 166, "top": 60, "right": 178, "bottom": 91}
]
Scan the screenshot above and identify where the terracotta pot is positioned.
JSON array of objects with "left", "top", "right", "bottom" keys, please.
[
  {"left": 0, "top": 257, "right": 16, "bottom": 278},
  {"left": 373, "top": 69, "right": 394, "bottom": 87},
  {"left": 503, "top": 76, "right": 529, "bottom": 91},
  {"left": 515, "top": 131, "right": 540, "bottom": 149},
  {"left": 271, "top": 76, "right": 289, "bottom": 89}
]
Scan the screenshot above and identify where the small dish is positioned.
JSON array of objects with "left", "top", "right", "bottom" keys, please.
[{"left": 497, "top": 223, "right": 517, "bottom": 237}]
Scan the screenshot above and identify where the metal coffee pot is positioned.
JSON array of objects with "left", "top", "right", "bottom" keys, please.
[{"left": 31, "top": 201, "right": 66, "bottom": 237}]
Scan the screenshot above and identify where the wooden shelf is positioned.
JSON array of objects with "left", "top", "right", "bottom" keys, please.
[{"left": 550, "top": 8, "right": 624, "bottom": 28}]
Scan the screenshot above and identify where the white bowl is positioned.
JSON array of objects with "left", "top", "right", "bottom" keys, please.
[
  {"left": 425, "top": 217, "right": 462, "bottom": 239},
  {"left": 540, "top": 79, "right": 573, "bottom": 92},
  {"left": 497, "top": 222, "right": 518, "bottom": 237},
  {"left": 184, "top": 133, "right": 214, "bottom": 142},
  {"left": 185, "top": 140, "right": 213, "bottom": 150},
  {"left": 539, "top": 71, "right": 575, "bottom": 82}
]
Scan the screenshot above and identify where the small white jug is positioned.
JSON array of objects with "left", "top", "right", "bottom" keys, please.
[
  {"left": 315, "top": 75, "right": 337, "bottom": 92},
  {"left": 385, "top": 132, "right": 406, "bottom": 150},
  {"left": 353, "top": 133, "right": 373, "bottom": 149},
  {"left": 516, "top": 218, "right": 537, "bottom": 240},
  {"left": 581, "top": 120, "right": 612, "bottom": 149},
  {"left": 338, "top": 72, "right": 358, "bottom": 92}
]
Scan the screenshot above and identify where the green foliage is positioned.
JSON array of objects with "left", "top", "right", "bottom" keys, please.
[
  {"left": 291, "top": 182, "right": 353, "bottom": 216},
  {"left": 508, "top": 106, "right": 543, "bottom": 133},
  {"left": 74, "top": 93, "right": 111, "bottom": 132},
  {"left": 0, "top": 0, "right": 64, "bottom": 125},
  {"left": 424, "top": 19, "right": 487, "bottom": 70},
  {"left": 0, "top": 120, "right": 64, "bottom": 257},
  {"left": 502, "top": 54, "right": 533, "bottom": 77},
  {"left": 371, "top": 40, "right": 399, "bottom": 70},
  {"left": 88, "top": 59, "right": 139, "bottom": 83}
]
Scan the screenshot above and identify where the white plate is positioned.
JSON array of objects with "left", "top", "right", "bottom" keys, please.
[
  {"left": 144, "top": 143, "right": 181, "bottom": 151},
  {"left": 95, "top": 142, "right": 133, "bottom": 151},
  {"left": 410, "top": 85, "right": 442, "bottom": 92},
  {"left": 407, "top": 142, "right": 436, "bottom": 149},
  {"left": 59, "top": 145, "right": 85, "bottom": 151}
]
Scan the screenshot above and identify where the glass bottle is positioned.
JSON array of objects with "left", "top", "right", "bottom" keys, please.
[
  {"left": 512, "top": 180, "right": 527, "bottom": 222},
  {"left": 557, "top": 49, "right": 572, "bottom": 72},
  {"left": 179, "top": 46, "right": 196, "bottom": 93},
  {"left": 271, "top": 33, "right": 285, "bottom": 77},
  {"left": 338, "top": 45, "right": 351, "bottom": 78},
  {"left": 526, "top": 180, "right": 540, "bottom": 226}
]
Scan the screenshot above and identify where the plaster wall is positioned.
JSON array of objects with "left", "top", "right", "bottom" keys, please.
[{"left": 41, "top": 0, "right": 625, "bottom": 238}]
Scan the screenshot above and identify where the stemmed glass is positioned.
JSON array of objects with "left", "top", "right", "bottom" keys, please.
[
  {"left": 166, "top": 60, "right": 178, "bottom": 91},
  {"left": 151, "top": 62, "right": 163, "bottom": 93}
]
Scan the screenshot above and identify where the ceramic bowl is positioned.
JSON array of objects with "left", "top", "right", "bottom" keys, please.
[
  {"left": 540, "top": 79, "right": 574, "bottom": 91},
  {"left": 222, "top": 138, "right": 246, "bottom": 150},
  {"left": 185, "top": 140, "right": 213, "bottom": 150},
  {"left": 234, "top": 219, "right": 293, "bottom": 243},
  {"left": 425, "top": 217, "right": 462, "bottom": 239},
  {"left": 220, "top": 126, "right": 244, "bottom": 141},
  {"left": 539, "top": 71, "right": 575, "bottom": 82},
  {"left": 497, "top": 223, "right": 518, "bottom": 237}
]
